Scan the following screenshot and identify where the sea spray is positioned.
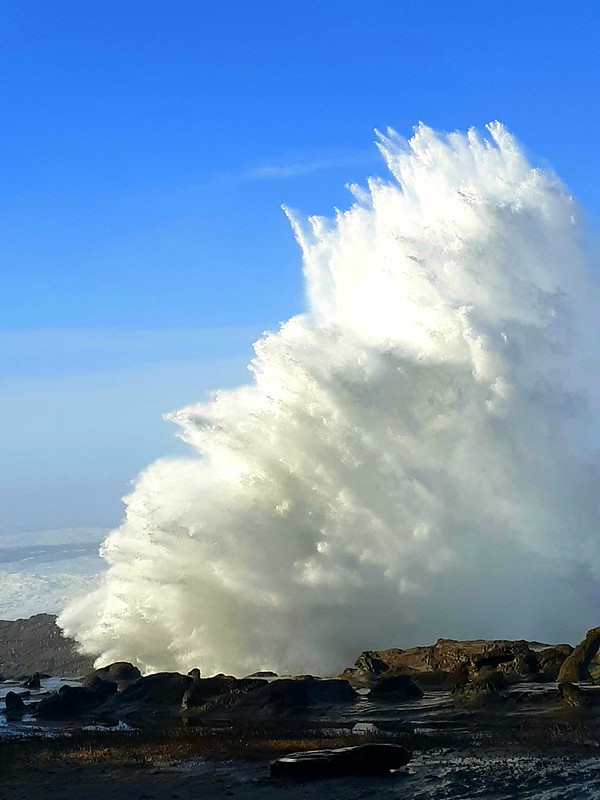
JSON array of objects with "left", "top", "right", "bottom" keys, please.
[{"left": 59, "top": 123, "right": 600, "bottom": 676}]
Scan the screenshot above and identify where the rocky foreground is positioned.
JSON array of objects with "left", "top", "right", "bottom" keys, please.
[
  {"left": 4, "top": 625, "right": 600, "bottom": 724},
  {"left": 5, "top": 627, "right": 600, "bottom": 794}
]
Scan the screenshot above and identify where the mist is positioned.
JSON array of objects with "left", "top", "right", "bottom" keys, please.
[{"left": 59, "top": 123, "right": 600, "bottom": 676}]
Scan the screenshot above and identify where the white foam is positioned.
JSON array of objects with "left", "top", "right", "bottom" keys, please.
[{"left": 60, "top": 123, "right": 600, "bottom": 676}]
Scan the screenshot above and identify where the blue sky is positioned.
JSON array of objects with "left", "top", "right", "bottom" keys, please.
[{"left": 1, "top": 0, "right": 600, "bottom": 549}]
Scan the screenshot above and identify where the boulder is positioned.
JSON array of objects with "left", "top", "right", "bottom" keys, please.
[
  {"left": 558, "top": 682, "right": 592, "bottom": 708},
  {"left": 454, "top": 671, "right": 509, "bottom": 706},
  {"left": 36, "top": 686, "right": 105, "bottom": 719},
  {"left": 190, "top": 678, "right": 357, "bottom": 719},
  {"left": 368, "top": 675, "right": 423, "bottom": 701},
  {"left": 270, "top": 743, "right": 411, "bottom": 779},
  {"left": 342, "top": 638, "right": 553, "bottom": 687},
  {"left": 187, "top": 668, "right": 201, "bottom": 680},
  {"left": 21, "top": 672, "right": 42, "bottom": 690},
  {"left": 5, "top": 691, "right": 27, "bottom": 715},
  {"left": 232, "top": 678, "right": 356, "bottom": 717},
  {"left": 558, "top": 628, "right": 600, "bottom": 683},
  {"left": 181, "top": 675, "right": 262, "bottom": 711},
  {"left": 82, "top": 662, "right": 142, "bottom": 691},
  {"left": 536, "top": 644, "right": 573, "bottom": 681},
  {"left": 110, "top": 672, "right": 193, "bottom": 715}
]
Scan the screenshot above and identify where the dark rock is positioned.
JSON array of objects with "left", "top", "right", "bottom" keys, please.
[
  {"left": 342, "top": 638, "right": 559, "bottom": 687},
  {"left": 270, "top": 743, "right": 411, "bottom": 779},
  {"left": 21, "top": 672, "right": 41, "bottom": 689},
  {"left": 368, "top": 675, "right": 423, "bottom": 700},
  {"left": 558, "top": 682, "right": 592, "bottom": 708},
  {"left": 232, "top": 678, "right": 356, "bottom": 717},
  {"left": 536, "top": 644, "right": 574, "bottom": 681},
  {"left": 92, "top": 679, "right": 119, "bottom": 700},
  {"left": 454, "top": 671, "right": 509, "bottom": 706},
  {"left": 411, "top": 669, "right": 467, "bottom": 691},
  {"left": 182, "top": 675, "right": 261, "bottom": 710},
  {"left": 0, "top": 614, "right": 95, "bottom": 678},
  {"left": 82, "top": 662, "right": 142, "bottom": 691},
  {"left": 189, "top": 677, "right": 357, "bottom": 719},
  {"left": 558, "top": 628, "right": 600, "bottom": 683},
  {"left": 5, "top": 691, "right": 27, "bottom": 715},
  {"left": 109, "top": 672, "right": 193, "bottom": 715},
  {"left": 187, "top": 668, "right": 201, "bottom": 680},
  {"left": 36, "top": 686, "right": 104, "bottom": 719}
]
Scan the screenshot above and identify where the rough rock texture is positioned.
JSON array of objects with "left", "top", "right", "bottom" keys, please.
[
  {"left": 454, "top": 671, "right": 509, "bottom": 706},
  {"left": 558, "top": 627, "right": 600, "bottom": 683},
  {"left": 36, "top": 685, "right": 114, "bottom": 719},
  {"left": 536, "top": 644, "right": 574, "bottom": 681},
  {"left": 181, "top": 675, "right": 262, "bottom": 711},
  {"left": 82, "top": 662, "right": 142, "bottom": 691},
  {"left": 185, "top": 677, "right": 357, "bottom": 719},
  {"left": 108, "top": 672, "right": 194, "bottom": 716},
  {"left": 342, "top": 638, "right": 572, "bottom": 687},
  {"left": 0, "top": 614, "right": 95, "bottom": 678},
  {"left": 558, "top": 682, "right": 592, "bottom": 708},
  {"left": 368, "top": 675, "right": 424, "bottom": 700}
]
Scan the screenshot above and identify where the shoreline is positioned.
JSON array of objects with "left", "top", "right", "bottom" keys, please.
[{"left": 3, "top": 722, "right": 600, "bottom": 799}]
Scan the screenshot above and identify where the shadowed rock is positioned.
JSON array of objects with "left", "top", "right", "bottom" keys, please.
[
  {"left": 21, "top": 672, "right": 41, "bottom": 689},
  {"left": 558, "top": 682, "right": 592, "bottom": 708},
  {"left": 454, "top": 671, "right": 509, "bottom": 706},
  {"left": 558, "top": 628, "right": 600, "bottom": 683},
  {"left": 189, "top": 677, "right": 357, "bottom": 719},
  {"left": 368, "top": 675, "right": 424, "bottom": 700},
  {"left": 82, "top": 662, "right": 142, "bottom": 691},
  {"left": 535, "top": 644, "right": 574, "bottom": 681},
  {"left": 109, "top": 672, "right": 193, "bottom": 715},
  {"left": 36, "top": 686, "right": 108, "bottom": 718},
  {"left": 270, "top": 743, "right": 411, "bottom": 779},
  {"left": 181, "top": 675, "right": 263, "bottom": 711},
  {"left": 5, "top": 691, "right": 27, "bottom": 716}
]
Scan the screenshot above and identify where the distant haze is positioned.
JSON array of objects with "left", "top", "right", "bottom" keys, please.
[{"left": 60, "top": 124, "right": 600, "bottom": 676}]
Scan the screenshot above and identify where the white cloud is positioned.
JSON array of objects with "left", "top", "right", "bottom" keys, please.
[{"left": 242, "top": 152, "right": 376, "bottom": 181}]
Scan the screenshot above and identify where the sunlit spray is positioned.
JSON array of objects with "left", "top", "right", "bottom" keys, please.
[{"left": 59, "top": 124, "right": 600, "bottom": 676}]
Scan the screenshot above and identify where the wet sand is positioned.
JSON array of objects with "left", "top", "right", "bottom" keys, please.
[{"left": 5, "top": 746, "right": 600, "bottom": 800}]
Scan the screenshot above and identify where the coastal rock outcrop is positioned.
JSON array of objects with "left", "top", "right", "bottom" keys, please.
[
  {"left": 342, "top": 638, "right": 573, "bottom": 687},
  {"left": 82, "top": 662, "right": 142, "bottom": 691},
  {"left": 185, "top": 677, "right": 357, "bottom": 719},
  {"left": 0, "top": 614, "right": 95, "bottom": 678},
  {"left": 36, "top": 685, "right": 113, "bottom": 718},
  {"left": 557, "top": 628, "right": 600, "bottom": 683},
  {"left": 368, "top": 675, "right": 424, "bottom": 700},
  {"left": 109, "top": 672, "right": 193, "bottom": 715}
]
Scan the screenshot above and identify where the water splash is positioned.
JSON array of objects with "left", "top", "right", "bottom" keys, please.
[{"left": 59, "top": 123, "right": 600, "bottom": 676}]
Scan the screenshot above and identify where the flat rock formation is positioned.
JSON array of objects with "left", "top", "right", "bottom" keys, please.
[
  {"left": 340, "top": 638, "right": 576, "bottom": 687},
  {"left": 0, "top": 614, "right": 95, "bottom": 678}
]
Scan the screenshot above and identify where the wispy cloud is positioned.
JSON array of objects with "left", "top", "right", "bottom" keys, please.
[{"left": 241, "top": 150, "right": 378, "bottom": 181}]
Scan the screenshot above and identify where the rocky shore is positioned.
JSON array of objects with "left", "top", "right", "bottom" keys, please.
[
  {"left": 0, "top": 614, "right": 93, "bottom": 678},
  {"left": 5, "top": 625, "right": 600, "bottom": 796}
]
